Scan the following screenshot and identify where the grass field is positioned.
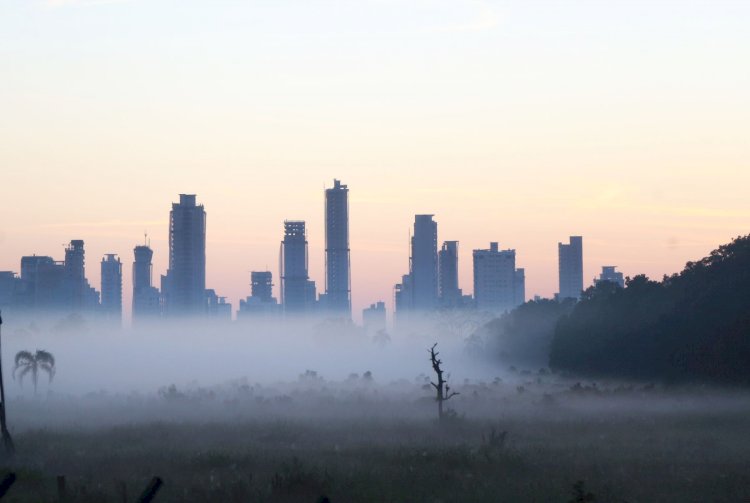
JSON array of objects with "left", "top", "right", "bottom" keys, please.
[{"left": 1, "top": 376, "right": 749, "bottom": 502}]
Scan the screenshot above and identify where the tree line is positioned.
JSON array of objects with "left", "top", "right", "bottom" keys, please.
[{"left": 485, "top": 235, "right": 750, "bottom": 385}]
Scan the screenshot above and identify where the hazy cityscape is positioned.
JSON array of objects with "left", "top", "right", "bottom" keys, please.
[
  {"left": 0, "top": 180, "right": 629, "bottom": 329},
  {"left": 1, "top": 1, "right": 749, "bottom": 501}
]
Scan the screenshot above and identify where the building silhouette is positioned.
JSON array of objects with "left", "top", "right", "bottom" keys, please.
[
  {"left": 411, "top": 215, "right": 438, "bottom": 310},
  {"left": 1, "top": 241, "right": 100, "bottom": 314},
  {"left": 393, "top": 273, "right": 413, "bottom": 323},
  {"left": 64, "top": 240, "right": 100, "bottom": 311},
  {"left": 162, "top": 194, "right": 207, "bottom": 316},
  {"left": 205, "top": 289, "right": 232, "bottom": 320},
  {"left": 133, "top": 244, "right": 161, "bottom": 320},
  {"left": 438, "top": 241, "right": 462, "bottom": 308},
  {"left": 238, "top": 271, "right": 279, "bottom": 319},
  {"left": 514, "top": 268, "right": 526, "bottom": 307},
  {"left": 324, "top": 179, "right": 351, "bottom": 317},
  {"left": 595, "top": 265, "right": 624, "bottom": 288},
  {"left": 18, "top": 255, "right": 64, "bottom": 309},
  {"left": 394, "top": 215, "right": 438, "bottom": 320},
  {"left": 558, "top": 236, "right": 583, "bottom": 300},
  {"left": 280, "top": 220, "right": 316, "bottom": 314},
  {"left": 473, "top": 242, "right": 525, "bottom": 312},
  {"left": 363, "top": 301, "right": 386, "bottom": 333},
  {"left": 100, "top": 254, "right": 122, "bottom": 321}
]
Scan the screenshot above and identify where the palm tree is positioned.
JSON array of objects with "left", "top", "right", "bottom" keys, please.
[{"left": 14, "top": 350, "right": 56, "bottom": 396}]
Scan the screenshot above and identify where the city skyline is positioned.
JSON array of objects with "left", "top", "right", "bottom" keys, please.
[
  {"left": 0, "top": 183, "right": 744, "bottom": 322},
  {"left": 2, "top": 1, "right": 748, "bottom": 321}
]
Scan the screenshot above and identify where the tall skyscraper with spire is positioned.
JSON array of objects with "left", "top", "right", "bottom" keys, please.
[
  {"left": 324, "top": 179, "right": 351, "bottom": 317},
  {"left": 162, "top": 194, "right": 206, "bottom": 316}
]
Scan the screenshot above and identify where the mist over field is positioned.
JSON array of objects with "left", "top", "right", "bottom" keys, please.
[
  {"left": 2, "top": 315, "right": 498, "bottom": 398},
  {"left": 1, "top": 306, "right": 750, "bottom": 502}
]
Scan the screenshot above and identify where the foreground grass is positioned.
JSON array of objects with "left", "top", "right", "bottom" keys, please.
[{"left": 1, "top": 409, "right": 749, "bottom": 503}]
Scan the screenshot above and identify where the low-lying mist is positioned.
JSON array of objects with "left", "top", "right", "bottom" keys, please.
[
  {"left": 3, "top": 312, "right": 749, "bottom": 434},
  {"left": 3, "top": 314, "right": 503, "bottom": 397}
]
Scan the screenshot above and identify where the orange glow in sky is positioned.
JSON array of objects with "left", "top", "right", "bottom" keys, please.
[{"left": 1, "top": 1, "right": 748, "bottom": 321}]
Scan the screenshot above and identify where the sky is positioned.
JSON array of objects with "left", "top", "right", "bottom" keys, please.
[{"left": 1, "top": 0, "right": 749, "bottom": 322}]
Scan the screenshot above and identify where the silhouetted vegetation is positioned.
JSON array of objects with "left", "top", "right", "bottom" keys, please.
[
  {"left": 551, "top": 235, "right": 750, "bottom": 384},
  {"left": 13, "top": 351, "right": 55, "bottom": 396},
  {"left": 482, "top": 298, "right": 575, "bottom": 365},
  {"left": 429, "top": 343, "right": 459, "bottom": 421}
]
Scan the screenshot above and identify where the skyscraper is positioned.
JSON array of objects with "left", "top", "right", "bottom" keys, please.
[
  {"left": 324, "top": 179, "right": 351, "bottom": 317},
  {"left": 363, "top": 301, "right": 387, "bottom": 333},
  {"left": 133, "top": 244, "right": 161, "bottom": 320},
  {"left": 162, "top": 194, "right": 207, "bottom": 316},
  {"left": 238, "top": 271, "right": 279, "bottom": 319},
  {"left": 438, "top": 241, "right": 462, "bottom": 308},
  {"left": 63, "top": 240, "right": 100, "bottom": 311},
  {"left": 473, "top": 242, "right": 523, "bottom": 312},
  {"left": 100, "top": 254, "right": 122, "bottom": 321},
  {"left": 514, "top": 268, "right": 526, "bottom": 307},
  {"left": 558, "top": 236, "right": 583, "bottom": 300},
  {"left": 280, "top": 220, "right": 315, "bottom": 314},
  {"left": 411, "top": 214, "right": 438, "bottom": 310},
  {"left": 64, "top": 239, "right": 86, "bottom": 309}
]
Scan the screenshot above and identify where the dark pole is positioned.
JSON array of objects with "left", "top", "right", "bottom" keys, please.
[{"left": 0, "top": 311, "right": 15, "bottom": 455}]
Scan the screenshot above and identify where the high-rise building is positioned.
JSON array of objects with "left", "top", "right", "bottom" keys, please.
[
  {"left": 205, "top": 289, "right": 232, "bottom": 320},
  {"left": 100, "top": 254, "right": 122, "bottom": 321},
  {"left": 238, "top": 271, "right": 279, "bottom": 319},
  {"left": 438, "top": 241, "right": 462, "bottom": 308},
  {"left": 394, "top": 273, "right": 413, "bottom": 322},
  {"left": 0, "top": 272, "right": 20, "bottom": 310},
  {"left": 63, "top": 240, "right": 100, "bottom": 311},
  {"left": 558, "top": 236, "right": 583, "bottom": 300},
  {"left": 133, "top": 244, "right": 161, "bottom": 320},
  {"left": 280, "top": 220, "right": 316, "bottom": 314},
  {"left": 251, "top": 271, "right": 274, "bottom": 301},
  {"left": 363, "top": 301, "right": 386, "bottom": 333},
  {"left": 19, "top": 256, "right": 64, "bottom": 309},
  {"left": 64, "top": 240, "right": 86, "bottom": 309},
  {"left": 324, "top": 179, "right": 351, "bottom": 317},
  {"left": 514, "top": 268, "right": 526, "bottom": 307},
  {"left": 162, "top": 194, "right": 207, "bottom": 316},
  {"left": 473, "top": 242, "right": 525, "bottom": 312},
  {"left": 411, "top": 215, "right": 438, "bottom": 310},
  {"left": 393, "top": 214, "right": 438, "bottom": 320},
  {"left": 5, "top": 243, "right": 99, "bottom": 314},
  {"left": 595, "top": 266, "right": 624, "bottom": 288}
]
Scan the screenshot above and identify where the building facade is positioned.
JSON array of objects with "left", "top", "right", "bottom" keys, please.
[
  {"left": 473, "top": 242, "right": 525, "bottom": 313},
  {"left": 238, "top": 271, "right": 279, "bottom": 319},
  {"left": 558, "top": 236, "right": 583, "bottom": 300},
  {"left": 438, "top": 241, "right": 462, "bottom": 308},
  {"left": 133, "top": 244, "right": 161, "bottom": 320},
  {"left": 100, "top": 254, "right": 122, "bottom": 321},
  {"left": 324, "top": 179, "right": 351, "bottom": 317},
  {"left": 411, "top": 214, "right": 438, "bottom": 310},
  {"left": 162, "top": 194, "right": 207, "bottom": 316},
  {"left": 595, "top": 265, "right": 624, "bottom": 288},
  {"left": 280, "top": 220, "right": 316, "bottom": 314}
]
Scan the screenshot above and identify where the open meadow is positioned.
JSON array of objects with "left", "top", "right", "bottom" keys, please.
[{"left": 2, "top": 372, "right": 749, "bottom": 503}]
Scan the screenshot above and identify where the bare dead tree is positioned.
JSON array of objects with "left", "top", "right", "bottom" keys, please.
[{"left": 429, "top": 343, "right": 459, "bottom": 422}]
